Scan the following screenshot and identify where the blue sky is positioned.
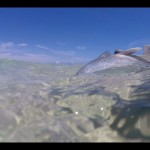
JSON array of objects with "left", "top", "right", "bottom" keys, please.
[{"left": 0, "top": 8, "right": 150, "bottom": 63}]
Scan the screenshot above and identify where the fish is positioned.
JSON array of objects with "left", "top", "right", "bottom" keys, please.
[
  {"left": 114, "top": 47, "right": 142, "bottom": 55},
  {"left": 75, "top": 47, "right": 150, "bottom": 76}
]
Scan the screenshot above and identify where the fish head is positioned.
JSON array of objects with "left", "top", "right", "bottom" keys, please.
[
  {"left": 115, "top": 47, "right": 142, "bottom": 56},
  {"left": 114, "top": 49, "right": 124, "bottom": 54}
]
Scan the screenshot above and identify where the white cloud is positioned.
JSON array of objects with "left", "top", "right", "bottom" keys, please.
[
  {"left": 0, "top": 52, "right": 59, "bottom": 63},
  {"left": 0, "top": 51, "right": 89, "bottom": 63},
  {"left": 54, "top": 50, "right": 75, "bottom": 56},
  {"left": 35, "top": 44, "right": 49, "bottom": 50},
  {"left": 76, "top": 46, "right": 86, "bottom": 50},
  {"left": 0, "top": 42, "right": 15, "bottom": 50},
  {"left": 35, "top": 44, "right": 91, "bottom": 63},
  {"left": 0, "top": 42, "right": 28, "bottom": 52},
  {"left": 35, "top": 44, "right": 75, "bottom": 56},
  {"left": 17, "top": 43, "right": 27, "bottom": 47},
  {"left": 0, "top": 42, "right": 89, "bottom": 63}
]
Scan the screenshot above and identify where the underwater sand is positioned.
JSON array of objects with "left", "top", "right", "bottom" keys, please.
[{"left": 0, "top": 56, "right": 150, "bottom": 142}]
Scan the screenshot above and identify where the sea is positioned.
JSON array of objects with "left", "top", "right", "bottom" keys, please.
[{"left": 0, "top": 56, "right": 150, "bottom": 142}]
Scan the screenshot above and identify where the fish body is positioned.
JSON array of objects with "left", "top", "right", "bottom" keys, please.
[{"left": 75, "top": 48, "right": 149, "bottom": 76}]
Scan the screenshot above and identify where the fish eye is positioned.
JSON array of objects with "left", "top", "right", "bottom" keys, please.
[{"left": 114, "top": 50, "right": 120, "bottom": 54}]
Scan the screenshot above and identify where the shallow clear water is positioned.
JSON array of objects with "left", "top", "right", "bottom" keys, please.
[{"left": 0, "top": 58, "right": 150, "bottom": 142}]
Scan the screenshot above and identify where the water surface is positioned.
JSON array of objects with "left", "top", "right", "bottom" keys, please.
[{"left": 0, "top": 57, "right": 150, "bottom": 142}]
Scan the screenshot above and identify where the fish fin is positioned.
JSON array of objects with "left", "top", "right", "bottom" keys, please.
[
  {"left": 130, "top": 55, "right": 150, "bottom": 63},
  {"left": 144, "top": 45, "right": 150, "bottom": 54},
  {"left": 97, "top": 51, "right": 112, "bottom": 58},
  {"left": 119, "top": 47, "right": 142, "bottom": 56}
]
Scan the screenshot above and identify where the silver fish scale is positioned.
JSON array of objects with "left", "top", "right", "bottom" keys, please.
[{"left": 76, "top": 54, "right": 138, "bottom": 75}]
